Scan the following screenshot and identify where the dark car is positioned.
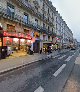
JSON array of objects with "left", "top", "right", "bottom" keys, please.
[{"left": 71, "top": 47, "right": 76, "bottom": 50}]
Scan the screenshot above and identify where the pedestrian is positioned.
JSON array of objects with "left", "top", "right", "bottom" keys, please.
[
  {"left": 45, "top": 48, "right": 47, "bottom": 54},
  {"left": 40, "top": 48, "right": 42, "bottom": 54}
]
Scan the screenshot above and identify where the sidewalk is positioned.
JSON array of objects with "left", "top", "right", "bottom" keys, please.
[{"left": 0, "top": 49, "right": 69, "bottom": 75}]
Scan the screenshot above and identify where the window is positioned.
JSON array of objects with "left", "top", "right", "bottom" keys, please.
[
  {"left": 52, "top": 13, "right": 53, "bottom": 18},
  {"left": 48, "top": 8, "right": 49, "bottom": 14},
  {"left": 48, "top": 17, "right": 49, "bottom": 22},
  {"left": 7, "top": 3, "right": 15, "bottom": 18},
  {"left": 7, "top": 24, "right": 15, "bottom": 32},
  {"left": 48, "top": 36, "right": 50, "bottom": 41},
  {"left": 35, "top": 19, "right": 38, "bottom": 26},
  {"left": 48, "top": 26, "right": 50, "bottom": 31},
  {"left": 35, "top": 6, "right": 38, "bottom": 12},
  {"left": 24, "top": 13, "right": 28, "bottom": 23},
  {"left": 56, "top": 17, "right": 57, "bottom": 22},
  {"left": 43, "top": 14, "right": 44, "bottom": 19},
  {"left": 52, "top": 28, "right": 53, "bottom": 33},
  {"left": 56, "top": 24, "right": 57, "bottom": 29},
  {"left": 25, "top": 0, "right": 28, "bottom": 1},
  {"left": 43, "top": 23, "right": 45, "bottom": 28}
]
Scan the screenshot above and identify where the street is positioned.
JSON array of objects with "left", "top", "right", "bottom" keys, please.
[
  {"left": 62, "top": 51, "right": 80, "bottom": 92},
  {"left": 0, "top": 49, "right": 79, "bottom": 92}
]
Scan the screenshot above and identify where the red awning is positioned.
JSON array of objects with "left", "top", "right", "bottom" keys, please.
[{"left": 3, "top": 31, "right": 33, "bottom": 40}]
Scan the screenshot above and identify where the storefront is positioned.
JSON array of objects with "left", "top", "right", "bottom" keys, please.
[
  {"left": 3, "top": 31, "right": 33, "bottom": 56},
  {"left": 33, "top": 32, "right": 40, "bottom": 53}
]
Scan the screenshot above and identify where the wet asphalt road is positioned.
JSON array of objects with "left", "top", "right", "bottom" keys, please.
[
  {"left": 62, "top": 51, "right": 80, "bottom": 92},
  {"left": 0, "top": 49, "right": 79, "bottom": 92}
]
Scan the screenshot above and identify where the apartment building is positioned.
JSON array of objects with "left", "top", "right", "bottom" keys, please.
[
  {"left": 0, "top": 0, "right": 56, "bottom": 54},
  {"left": 0, "top": 0, "right": 74, "bottom": 57},
  {"left": 55, "top": 11, "right": 73, "bottom": 49}
]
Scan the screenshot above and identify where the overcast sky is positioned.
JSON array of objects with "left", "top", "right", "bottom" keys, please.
[{"left": 51, "top": 0, "right": 80, "bottom": 42}]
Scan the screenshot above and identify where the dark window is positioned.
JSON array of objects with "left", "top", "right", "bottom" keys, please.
[
  {"left": 48, "top": 36, "right": 50, "bottom": 40},
  {"left": 48, "top": 17, "right": 49, "bottom": 22},
  {"left": 48, "top": 8, "right": 49, "bottom": 13},
  {"left": 35, "top": 6, "right": 38, "bottom": 12},
  {"left": 35, "top": 19, "right": 38, "bottom": 26},
  {"left": 52, "top": 13, "right": 53, "bottom": 18},
  {"left": 43, "top": 14, "right": 44, "bottom": 19},
  {"left": 48, "top": 26, "right": 49, "bottom": 31},
  {"left": 7, "top": 24, "right": 15, "bottom": 32},
  {"left": 24, "top": 13, "right": 28, "bottom": 23},
  {"left": 7, "top": 3, "right": 15, "bottom": 18},
  {"left": 56, "top": 24, "right": 57, "bottom": 29},
  {"left": 52, "top": 28, "right": 53, "bottom": 33},
  {"left": 25, "top": 0, "right": 28, "bottom": 1},
  {"left": 43, "top": 23, "right": 45, "bottom": 28}
]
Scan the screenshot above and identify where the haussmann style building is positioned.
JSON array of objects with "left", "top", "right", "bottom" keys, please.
[{"left": 0, "top": 0, "right": 73, "bottom": 59}]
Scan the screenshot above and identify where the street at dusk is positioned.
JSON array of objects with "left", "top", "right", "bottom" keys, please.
[
  {"left": 0, "top": 48, "right": 79, "bottom": 92},
  {"left": 0, "top": 0, "right": 80, "bottom": 92}
]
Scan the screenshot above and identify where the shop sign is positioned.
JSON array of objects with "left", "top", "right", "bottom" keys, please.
[
  {"left": 18, "top": 33, "right": 24, "bottom": 38},
  {"left": 26, "top": 34, "right": 32, "bottom": 40},
  {"left": 3, "top": 31, "right": 18, "bottom": 37}
]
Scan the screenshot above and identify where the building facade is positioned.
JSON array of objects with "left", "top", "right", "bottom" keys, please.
[
  {"left": 55, "top": 11, "right": 73, "bottom": 49},
  {"left": 0, "top": 0, "right": 73, "bottom": 57},
  {"left": 0, "top": 0, "right": 57, "bottom": 54}
]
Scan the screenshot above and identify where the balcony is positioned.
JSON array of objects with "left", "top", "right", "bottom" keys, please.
[
  {"left": 0, "top": 6, "right": 53, "bottom": 35},
  {"left": 42, "top": 7, "right": 46, "bottom": 14},
  {"left": 17, "top": 0, "right": 34, "bottom": 12},
  {"left": 33, "top": 0, "right": 40, "bottom": 8}
]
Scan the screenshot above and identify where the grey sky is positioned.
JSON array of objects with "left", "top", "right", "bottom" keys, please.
[{"left": 51, "top": 0, "right": 80, "bottom": 42}]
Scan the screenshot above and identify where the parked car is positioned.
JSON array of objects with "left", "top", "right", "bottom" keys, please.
[{"left": 71, "top": 47, "right": 76, "bottom": 50}]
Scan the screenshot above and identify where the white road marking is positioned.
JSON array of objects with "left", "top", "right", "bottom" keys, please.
[
  {"left": 53, "top": 64, "right": 66, "bottom": 77},
  {"left": 34, "top": 86, "right": 44, "bottom": 92},
  {"left": 53, "top": 55, "right": 60, "bottom": 58},
  {"left": 58, "top": 55, "right": 66, "bottom": 59},
  {"left": 70, "top": 51, "right": 74, "bottom": 53},
  {"left": 65, "top": 55, "right": 74, "bottom": 62},
  {"left": 47, "top": 54, "right": 51, "bottom": 58}
]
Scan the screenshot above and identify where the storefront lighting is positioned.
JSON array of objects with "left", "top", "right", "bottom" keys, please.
[
  {"left": 6, "top": 37, "right": 9, "bottom": 40},
  {"left": 27, "top": 40, "right": 31, "bottom": 43},
  {"left": 20, "top": 39, "right": 25, "bottom": 42},
  {"left": 13, "top": 38, "right": 19, "bottom": 42},
  {"left": 52, "top": 44, "right": 53, "bottom": 46}
]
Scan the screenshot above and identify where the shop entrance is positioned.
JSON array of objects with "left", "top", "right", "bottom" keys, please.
[
  {"left": 3, "top": 37, "right": 27, "bottom": 58},
  {"left": 33, "top": 40, "right": 40, "bottom": 53}
]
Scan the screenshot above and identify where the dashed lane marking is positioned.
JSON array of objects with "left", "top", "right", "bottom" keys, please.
[
  {"left": 70, "top": 51, "right": 74, "bottom": 53},
  {"left": 53, "top": 55, "right": 60, "bottom": 58},
  {"left": 65, "top": 55, "right": 74, "bottom": 62},
  {"left": 53, "top": 64, "right": 66, "bottom": 77},
  {"left": 34, "top": 86, "right": 44, "bottom": 92},
  {"left": 58, "top": 55, "right": 66, "bottom": 59}
]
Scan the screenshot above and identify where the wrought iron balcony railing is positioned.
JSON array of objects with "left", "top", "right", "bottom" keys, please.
[{"left": 0, "top": 6, "right": 55, "bottom": 36}]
